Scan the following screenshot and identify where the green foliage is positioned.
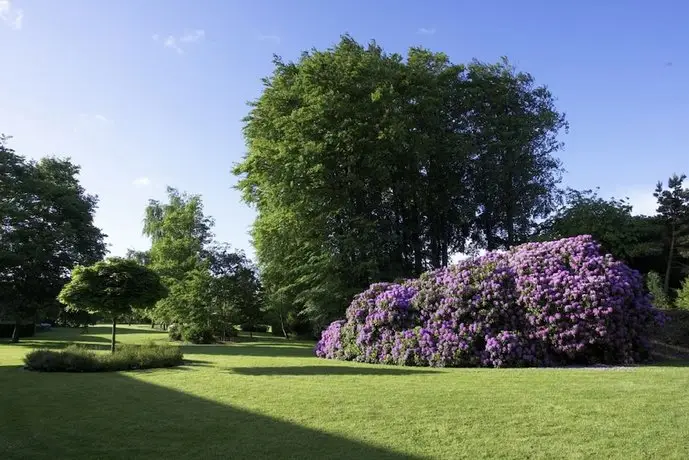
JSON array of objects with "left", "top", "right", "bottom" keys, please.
[
  {"left": 235, "top": 36, "right": 566, "bottom": 328},
  {"left": 0, "top": 322, "right": 35, "bottom": 339},
  {"left": 141, "top": 190, "right": 263, "bottom": 341},
  {"left": 647, "top": 271, "right": 672, "bottom": 309},
  {"left": 167, "top": 323, "right": 182, "bottom": 341},
  {"left": 206, "top": 243, "right": 263, "bottom": 335},
  {"left": 143, "top": 187, "right": 214, "bottom": 326},
  {"left": 181, "top": 324, "right": 215, "bottom": 344},
  {"left": 654, "top": 174, "right": 689, "bottom": 294},
  {"left": 240, "top": 324, "right": 268, "bottom": 333},
  {"left": 56, "top": 309, "right": 98, "bottom": 328},
  {"left": 58, "top": 258, "right": 167, "bottom": 351},
  {"left": 677, "top": 276, "right": 689, "bottom": 310},
  {"left": 23, "top": 343, "right": 184, "bottom": 372},
  {"left": 540, "top": 189, "right": 663, "bottom": 262},
  {"left": 0, "top": 135, "right": 106, "bottom": 341},
  {"left": 58, "top": 258, "right": 168, "bottom": 319}
]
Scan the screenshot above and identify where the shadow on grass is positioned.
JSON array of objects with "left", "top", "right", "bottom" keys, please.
[
  {"left": 646, "top": 342, "right": 689, "bottom": 367},
  {"left": 0, "top": 367, "right": 419, "bottom": 459},
  {"left": 183, "top": 343, "right": 315, "bottom": 359},
  {"left": 80, "top": 325, "right": 168, "bottom": 336},
  {"left": 1, "top": 340, "right": 113, "bottom": 351},
  {"left": 228, "top": 365, "right": 438, "bottom": 376}
]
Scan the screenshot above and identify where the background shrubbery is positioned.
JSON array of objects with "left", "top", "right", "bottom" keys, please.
[
  {"left": 181, "top": 324, "right": 215, "bottom": 344},
  {"left": 316, "top": 236, "right": 664, "bottom": 367},
  {"left": 24, "top": 343, "right": 184, "bottom": 372},
  {"left": 240, "top": 323, "right": 269, "bottom": 333}
]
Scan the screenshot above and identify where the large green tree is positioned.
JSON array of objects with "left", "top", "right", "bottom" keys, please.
[
  {"left": 143, "top": 187, "right": 214, "bottom": 327},
  {"left": 58, "top": 258, "right": 167, "bottom": 352},
  {"left": 206, "top": 244, "right": 263, "bottom": 338},
  {"left": 234, "top": 36, "right": 567, "bottom": 329},
  {"left": 0, "top": 135, "right": 106, "bottom": 341},
  {"left": 654, "top": 174, "right": 689, "bottom": 294},
  {"left": 464, "top": 58, "right": 567, "bottom": 250}
]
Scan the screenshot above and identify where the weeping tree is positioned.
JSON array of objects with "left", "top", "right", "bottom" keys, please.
[{"left": 58, "top": 258, "right": 167, "bottom": 352}]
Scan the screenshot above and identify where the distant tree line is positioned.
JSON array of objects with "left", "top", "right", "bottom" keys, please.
[
  {"left": 1, "top": 137, "right": 262, "bottom": 344},
  {"left": 540, "top": 179, "right": 689, "bottom": 307}
]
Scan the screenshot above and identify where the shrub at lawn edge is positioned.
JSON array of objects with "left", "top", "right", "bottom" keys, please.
[{"left": 24, "top": 343, "right": 184, "bottom": 372}]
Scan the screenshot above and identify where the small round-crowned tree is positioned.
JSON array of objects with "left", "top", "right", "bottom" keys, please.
[{"left": 58, "top": 258, "right": 168, "bottom": 352}]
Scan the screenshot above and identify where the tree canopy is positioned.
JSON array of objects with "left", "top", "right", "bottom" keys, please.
[
  {"left": 0, "top": 135, "right": 106, "bottom": 341},
  {"left": 58, "top": 257, "right": 167, "bottom": 351},
  {"left": 234, "top": 36, "right": 567, "bottom": 328},
  {"left": 140, "top": 188, "right": 262, "bottom": 341}
]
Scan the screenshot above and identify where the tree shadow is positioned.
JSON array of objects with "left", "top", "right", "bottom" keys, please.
[
  {"left": 82, "top": 326, "right": 168, "bottom": 336},
  {"left": 0, "top": 367, "right": 421, "bottom": 459},
  {"left": 183, "top": 343, "right": 315, "bottom": 358},
  {"left": 646, "top": 342, "right": 689, "bottom": 367},
  {"left": 228, "top": 365, "right": 439, "bottom": 376},
  {"left": 0, "top": 340, "right": 113, "bottom": 351}
]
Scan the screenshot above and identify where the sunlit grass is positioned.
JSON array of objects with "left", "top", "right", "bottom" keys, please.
[{"left": 2, "top": 325, "right": 689, "bottom": 459}]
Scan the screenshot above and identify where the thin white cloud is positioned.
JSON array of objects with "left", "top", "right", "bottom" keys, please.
[
  {"left": 257, "top": 33, "right": 281, "bottom": 44},
  {"left": 154, "top": 29, "right": 205, "bottom": 54},
  {"left": 164, "top": 36, "right": 183, "bottom": 54},
  {"left": 94, "top": 114, "right": 110, "bottom": 123},
  {"left": 180, "top": 29, "right": 204, "bottom": 43},
  {"left": 132, "top": 177, "right": 151, "bottom": 187},
  {"left": 417, "top": 27, "right": 436, "bottom": 35},
  {"left": 0, "top": 0, "right": 23, "bottom": 30}
]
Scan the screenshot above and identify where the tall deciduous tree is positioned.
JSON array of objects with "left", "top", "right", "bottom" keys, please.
[
  {"left": 234, "top": 36, "right": 567, "bottom": 329},
  {"left": 464, "top": 58, "right": 567, "bottom": 250},
  {"left": 143, "top": 187, "right": 214, "bottom": 326},
  {"left": 654, "top": 174, "right": 689, "bottom": 294},
  {"left": 58, "top": 258, "right": 167, "bottom": 352},
  {"left": 206, "top": 244, "right": 263, "bottom": 338},
  {"left": 0, "top": 135, "right": 106, "bottom": 341}
]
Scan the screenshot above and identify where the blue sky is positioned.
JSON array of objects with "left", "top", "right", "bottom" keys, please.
[{"left": 1, "top": 0, "right": 687, "bottom": 259}]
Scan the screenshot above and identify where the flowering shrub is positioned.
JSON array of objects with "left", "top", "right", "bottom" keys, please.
[{"left": 315, "top": 235, "right": 663, "bottom": 367}]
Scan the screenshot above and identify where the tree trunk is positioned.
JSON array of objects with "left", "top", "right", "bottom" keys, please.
[
  {"left": 279, "top": 311, "right": 288, "bottom": 339},
  {"left": 11, "top": 318, "right": 20, "bottom": 343},
  {"left": 664, "top": 225, "right": 676, "bottom": 294},
  {"left": 506, "top": 206, "right": 515, "bottom": 248},
  {"left": 111, "top": 317, "right": 117, "bottom": 353}
]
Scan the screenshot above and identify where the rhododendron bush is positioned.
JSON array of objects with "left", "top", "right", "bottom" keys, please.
[{"left": 315, "top": 236, "right": 663, "bottom": 367}]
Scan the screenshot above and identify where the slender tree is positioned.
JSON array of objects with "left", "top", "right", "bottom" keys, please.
[
  {"left": 143, "top": 187, "right": 214, "bottom": 326},
  {"left": 654, "top": 174, "right": 689, "bottom": 294}
]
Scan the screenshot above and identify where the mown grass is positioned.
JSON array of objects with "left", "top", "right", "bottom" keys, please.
[{"left": 1, "top": 325, "right": 689, "bottom": 459}]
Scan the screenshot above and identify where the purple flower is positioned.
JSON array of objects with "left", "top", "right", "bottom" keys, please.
[{"left": 315, "top": 235, "right": 662, "bottom": 368}]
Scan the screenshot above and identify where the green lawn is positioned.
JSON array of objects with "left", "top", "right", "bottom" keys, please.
[{"left": 1, "top": 326, "right": 689, "bottom": 459}]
